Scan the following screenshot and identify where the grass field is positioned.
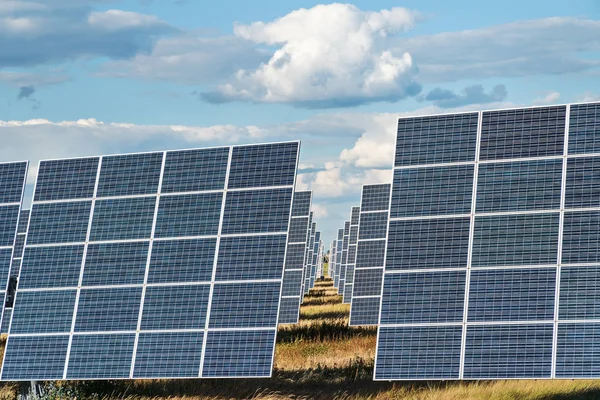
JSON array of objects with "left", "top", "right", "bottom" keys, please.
[{"left": 2, "top": 277, "right": 600, "bottom": 399}]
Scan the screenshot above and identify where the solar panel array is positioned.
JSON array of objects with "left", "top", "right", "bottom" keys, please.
[
  {"left": 303, "top": 221, "right": 316, "bottom": 295},
  {"left": 375, "top": 102, "right": 600, "bottom": 380},
  {"left": 308, "top": 231, "right": 321, "bottom": 289},
  {"left": 349, "top": 184, "right": 390, "bottom": 326},
  {"left": 337, "top": 222, "right": 350, "bottom": 295},
  {"left": 279, "top": 191, "right": 312, "bottom": 324},
  {"left": 1, "top": 142, "right": 300, "bottom": 381},
  {"left": 0, "top": 163, "right": 28, "bottom": 336},
  {"left": 343, "top": 207, "right": 360, "bottom": 304},
  {"left": 1, "top": 208, "right": 30, "bottom": 334},
  {"left": 333, "top": 228, "right": 343, "bottom": 289}
]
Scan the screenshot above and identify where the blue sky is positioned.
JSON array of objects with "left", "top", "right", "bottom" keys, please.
[{"left": 1, "top": 0, "right": 599, "bottom": 242}]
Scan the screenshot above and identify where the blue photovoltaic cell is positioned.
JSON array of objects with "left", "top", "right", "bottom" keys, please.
[
  {"left": 463, "top": 324, "right": 553, "bottom": 379},
  {"left": 386, "top": 218, "right": 470, "bottom": 270},
  {"left": 390, "top": 165, "right": 474, "bottom": 218},
  {"left": 13, "top": 234, "right": 25, "bottom": 258},
  {"left": 90, "top": 197, "right": 156, "bottom": 241},
  {"left": 67, "top": 334, "right": 135, "bottom": 379},
  {"left": 395, "top": 113, "right": 478, "bottom": 167},
  {"left": 96, "top": 153, "right": 163, "bottom": 197},
  {"left": 361, "top": 184, "right": 391, "bottom": 212},
  {"left": 148, "top": 238, "right": 216, "bottom": 283},
  {"left": 34, "top": 158, "right": 98, "bottom": 202},
  {"left": 288, "top": 217, "right": 309, "bottom": 243},
  {"left": 141, "top": 285, "right": 210, "bottom": 330},
  {"left": 358, "top": 212, "right": 388, "bottom": 240},
  {"left": 222, "top": 188, "right": 292, "bottom": 234},
  {"left": 568, "top": 103, "right": 600, "bottom": 155},
  {"left": 133, "top": 332, "right": 204, "bottom": 378},
  {"left": 284, "top": 243, "right": 306, "bottom": 269},
  {"left": 0, "top": 308, "right": 11, "bottom": 334},
  {"left": 349, "top": 297, "right": 381, "bottom": 326},
  {"left": 468, "top": 268, "right": 556, "bottom": 322},
  {"left": 17, "top": 209, "right": 29, "bottom": 234},
  {"left": 161, "top": 147, "right": 229, "bottom": 193},
  {"left": 0, "top": 205, "right": 21, "bottom": 246},
  {"left": 351, "top": 207, "right": 360, "bottom": 225},
  {"left": 27, "top": 201, "right": 91, "bottom": 245},
  {"left": 1, "top": 335, "right": 69, "bottom": 380},
  {"left": 82, "top": 242, "right": 149, "bottom": 286},
  {"left": 381, "top": 271, "right": 465, "bottom": 324},
  {"left": 278, "top": 297, "right": 301, "bottom": 323},
  {"left": 18, "top": 245, "right": 84, "bottom": 289},
  {"left": 375, "top": 326, "right": 462, "bottom": 380},
  {"left": 563, "top": 211, "right": 600, "bottom": 264},
  {"left": 74, "top": 287, "right": 142, "bottom": 332},
  {"left": 202, "top": 330, "right": 275, "bottom": 377},
  {"left": 559, "top": 267, "right": 600, "bottom": 320},
  {"left": 291, "top": 191, "right": 311, "bottom": 217},
  {"left": 155, "top": 193, "right": 222, "bottom": 238},
  {"left": 472, "top": 213, "right": 560, "bottom": 267},
  {"left": 355, "top": 240, "right": 386, "bottom": 268},
  {"left": 480, "top": 106, "right": 566, "bottom": 160},
  {"left": 565, "top": 156, "right": 600, "bottom": 209},
  {"left": 353, "top": 268, "right": 384, "bottom": 297},
  {"left": 556, "top": 323, "right": 600, "bottom": 378},
  {"left": 0, "top": 162, "right": 27, "bottom": 204},
  {"left": 217, "top": 235, "right": 287, "bottom": 281},
  {"left": 0, "top": 249, "right": 12, "bottom": 282},
  {"left": 476, "top": 159, "right": 562, "bottom": 212},
  {"left": 281, "top": 270, "right": 303, "bottom": 296},
  {"left": 10, "top": 290, "right": 76, "bottom": 334},
  {"left": 209, "top": 282, "right": 280, "bottom": 329},
  {"left": 227, "top": 142, "right": 298, "bottom": 189}
]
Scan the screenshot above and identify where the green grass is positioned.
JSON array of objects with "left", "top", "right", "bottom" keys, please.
[{"left": 2, "top": 278, "right": 600, "bottom": 399}]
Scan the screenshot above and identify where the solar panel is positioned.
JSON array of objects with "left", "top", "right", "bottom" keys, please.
[
  {"left": 309, "top": 231, "right": 321, "bottom": 289},
  {"left": 375, "top": 102, "right": 600, "bottom": 380},
  {"left": 330, "top": 240, "right": 337, "bottom": 280},
  {"left": 279, "top": 191, "right": 312, "bottom": 324},
  {"left": 343, "top": 207, "right": 360, "bottom": 304},
  {"left": 349, "top": 184, "right": 390, "bottom": 326},
  {"left": 1, "top": 209, "right": 30, "bottom": 334},
  {"left": 0, "top": 163, "right": 28, "bottom": 336},
  {"left": 334, "top": 228, "right": 343, "bottom": 288},
  {"left": 338, "top": 221, "right": 350, "bottom": 295},
  {"left": 304, "top": 222, "right": 316, "bottom": 295},
  {"left": 300, "top": 212, "right": 313, "bottom": 301},
  {"left": 1, "top": 142, "right": 300, "bottom": 381}
]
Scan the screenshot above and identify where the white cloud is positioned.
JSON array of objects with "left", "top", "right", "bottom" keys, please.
[
  {"left": 311, "top": 203, "right": 329, "bottom": 219},
  {"left": 0, "top": 70, "right": 70, "bottom": 87},
  {"left": 399, "top": 17, "right": 600, "bottom": 83},
  {"left": 578, "top": 91, "right": 600, "bottom": 102},
  {"left": 87, "top": 9, "right": 162, "bottom": 30},
  {"left": 201, "top": 3, "right": 422, "bottom": 108},
  {"left": 533, "top": 91, "right": 561, "bottom": 105}
]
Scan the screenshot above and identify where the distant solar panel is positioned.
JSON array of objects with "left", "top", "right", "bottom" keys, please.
[
  {"left": 279, "top": 191, "right": 312, "bottom": 324},
  {"left": 0, "top": 163, "right": 27, "bottom": 335},
  {"left": 1, "top": 142, "right": 299, "bottom": 380},
  {"left": 330, "top": 240, "right": 337, "bottom": 280},
  {"left": 309, "top": 231, "right": 321, "bottom": 289},
  {"left": 349, "top": 184, "right": 390, "bottom": 326},
  {"left": 375, "top": 102, "right": 600, "bottom": 380},
  {"left": 338, "top": 221, "right": 350, "bottom": 295},
  {"left": 1, "top": 208, "right": 30, "bottom": 334},
  {"left": 304, "top": 222, "right": 316, "bottom": 294},
  {"left": 300, "top": 212, "right": 313, "bottom": 302},
  {"left": 343, "top": 207, "right": 360, "bottom": 304},
  {"left": 334, "top": 228, "right": 343, "bottom": 288}
]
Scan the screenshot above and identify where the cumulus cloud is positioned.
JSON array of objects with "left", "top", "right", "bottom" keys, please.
[
  {"left": 399, "top": 17, "right": 600, "bottom": 83},
  {"left": 0, "top": 2, "right": 175, "bottom": 68},
  {"left": 201, "top": 3, "right": 422, "bottom": 108},
  {"left": 419, "top": 84, "right": 508, "bottom": 108},
  {"left": 311, "top": 203, "right": 329, "bottom": 219}
]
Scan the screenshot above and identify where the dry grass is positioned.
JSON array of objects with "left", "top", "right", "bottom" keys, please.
[{"left": 3, "top": 278, "right": 600, "bottom": 399}]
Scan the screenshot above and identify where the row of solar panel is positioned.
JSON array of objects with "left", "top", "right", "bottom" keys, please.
[
  {"left": 393, "top": 103, "right": 597, "bottom": 166},
  {"left": 0, "top": 142, "right": 329, "bottom": 381},
  {"left": 377, "top": 102, "right": 600, "bottom": 380}
]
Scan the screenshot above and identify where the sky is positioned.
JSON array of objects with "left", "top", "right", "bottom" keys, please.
[{"left": 1, "top": 0, "right": 599, "bottom": 243}]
